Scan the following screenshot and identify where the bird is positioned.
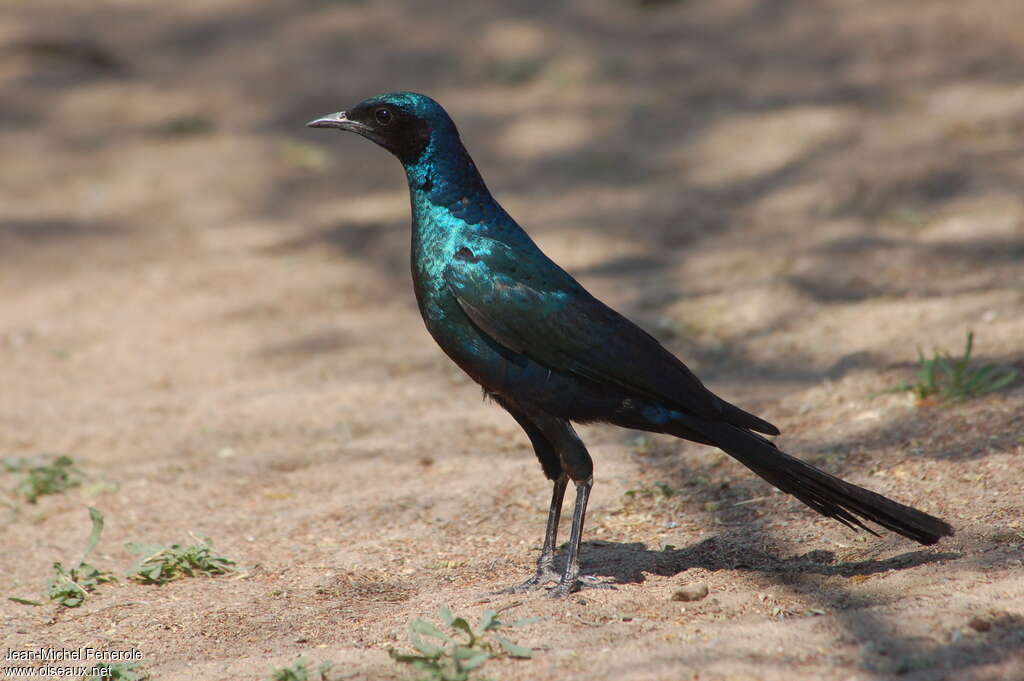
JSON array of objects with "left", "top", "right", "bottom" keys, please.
[{"left": 307, "top": 92, "right": 954, "bottom": 597}]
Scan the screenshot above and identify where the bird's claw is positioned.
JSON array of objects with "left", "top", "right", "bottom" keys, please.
[
  {"left": 498, "top": 566, "right": 561, "bottom": 594},
  {"left": 545, "top": 574, "right": 615, "bottom": 598},
  {"left": 499, "top": 567, "right": 614, "bottom": 596}
]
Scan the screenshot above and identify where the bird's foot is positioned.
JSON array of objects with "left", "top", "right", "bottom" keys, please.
[
  {"left": 499, "top": 566, "right": 561, "bottom": 594},
  {"left": 545, "top": 574, "right": 615, "bottom": 598}
]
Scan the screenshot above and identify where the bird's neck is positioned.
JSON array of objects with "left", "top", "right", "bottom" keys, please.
[
  {"left": 404, "top": 136, "right": 491, "bottom": 207},
  {"left": 404, "top": 136, "right": 505, "bottom": 261}
]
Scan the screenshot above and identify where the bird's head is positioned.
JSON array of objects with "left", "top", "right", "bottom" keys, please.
[{"left": 307, "top": 92, "right": 455, "bottom": 165}]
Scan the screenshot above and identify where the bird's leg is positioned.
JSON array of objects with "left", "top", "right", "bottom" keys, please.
[
  {"left": 548, "top": 477, "right": 610, "bottom": 593},
  {"left": 494, "top": 410, "right": 611, "bottom": 595},
  {"left": 502, "top": 474, "right": 567, "bottom": 593},
  {"left": 535, "top": 473, "right": 568, "bottom": 575},
  {"left": 547, "top": 476, "right": 593, "bottom": 597}
]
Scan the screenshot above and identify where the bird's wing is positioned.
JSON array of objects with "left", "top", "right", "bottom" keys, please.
[{"left": 443, "top": 234, "right": 726, "bottom": 421}]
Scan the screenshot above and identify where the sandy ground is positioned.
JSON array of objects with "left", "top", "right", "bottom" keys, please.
[{"left": 2, "top": 0, "right": 1024, "bottom": 679}]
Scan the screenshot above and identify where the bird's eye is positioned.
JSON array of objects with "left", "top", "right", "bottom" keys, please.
[{"left": 375, "top": 108, "right": 392, "bottom": 125}]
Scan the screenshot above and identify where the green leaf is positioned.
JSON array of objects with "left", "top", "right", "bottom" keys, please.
[
  {"left": 2, "top": 456, "right": 29, "bottom": 472},
  {"left": 270, "top": 657, "right": 309, "bottom": 681},
  {"left": 390, "top": 606, "right": 537, "bottom": 679},
  {"left": 9, "top": 596, "right": 44, "bottom": 606},
  {"left": 409, "top": 632, "right": 444, "bottom": 657},
  {"left": 476, "top": 610, "right": 497, "bottom": 632},
  {"left": 987, "top": 369, "right": 1018, "bottom": 391},
  {"left": 388, "top": 649, "right": 432, "bottom": 664},
  {"left": 15, "top": 455, "right": 84, "bottom": 502},
  {"left": 410, "top": 659, "right": 444, "bottom": 677},
  {"left": 494, "top": 635, "right": 533, "bottom": 658},
  {"left": 962, "top": 331, "right": 974, "bottom": 365},
  {"left": 410, "top": 618, "right": 453, "bottom": 641},
  {"left": 894, "top": 332, "right": 1018, "bottom": 402},
  {"left": 47, "top": 561, "right": 89, "bottom": 607},
  {"left": 74, "top": 562, "right": 116, "bottom": 586},
  {"left": 457, "top": 649, "right": 490, "bottom": 670},
  {"left": 124, "top": 537, "right": 234, "bottom": 584},
  {"left": 439, "top": 666, "right": 469, "bottom": 681},
  {"left": 451, "top": 616, "right": 474, "bottom": 639}
]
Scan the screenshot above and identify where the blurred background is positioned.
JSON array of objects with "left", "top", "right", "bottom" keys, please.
[
  {"left": 2, "top": 1, "right": 1023, "bottom": 679},
  {"left": 4, "top": 0, "right": 1022, "bottom": 367}
]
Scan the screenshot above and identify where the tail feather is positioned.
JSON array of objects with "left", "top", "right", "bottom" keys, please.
[
  {"left": 719, "top": 399, "right": 781, "bottom": 436},
  {"left": 673, "top": 419, "right": 954, "bottom": 545}
]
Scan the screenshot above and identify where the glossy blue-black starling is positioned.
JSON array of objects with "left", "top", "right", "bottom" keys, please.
[{"left": 308, "top": 92, "right": 953, "bottom": 597}]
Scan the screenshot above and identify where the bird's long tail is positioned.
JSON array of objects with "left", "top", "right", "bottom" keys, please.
[{"left": 670, "top": 418, "right": 954, "bottom": 545}]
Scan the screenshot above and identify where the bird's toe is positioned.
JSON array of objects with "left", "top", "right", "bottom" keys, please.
[
  {"left": 544, "top": 575, "right": 615, "bottom": 598},
  {"left": 498, "top": 567, "right": 561, "bottom": 594}
]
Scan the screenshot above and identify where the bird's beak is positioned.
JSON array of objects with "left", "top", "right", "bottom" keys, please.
[{"left": 306, "top": 111, "right": 364, "bottom": 132}]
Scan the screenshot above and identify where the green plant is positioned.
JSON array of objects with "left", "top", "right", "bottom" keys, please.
[
  {"left": 80, "top": 662, "right": 146, "bottom": 680},
  {"left": 33, "top": 507, "right": 116, "bottom": 607},
  {"left": 125, "top": 533, "right": 235, "bottom": 584},
  {"left": 893, "top": 331, "right": 1018, "bottom": 402},
  {"left": 48, "top": 559, "right": 117, "bottom": 607},
  {"left": 14, "top": 455, "right": 84, "bottom": 502},
  {"left": 48, "top": 506, "right": 116, "bottom": 606},
  {"left": 389, "top": 607, "right": 536, "bottom": 681},
  {"left": 2, "top": 456, "right": 31, "bottom": 472},
  {"left": 268, "top": 658, "right": 335, "bottom": 681}
]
